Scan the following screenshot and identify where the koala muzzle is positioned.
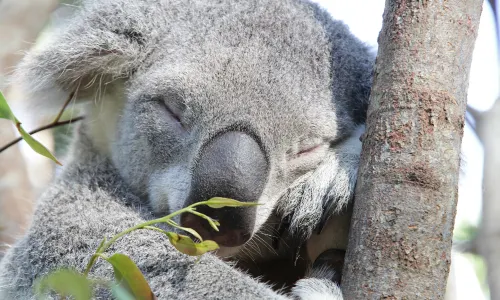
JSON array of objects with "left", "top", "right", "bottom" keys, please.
[{"left": 181, "top": 131, "right": 268, "bottom": 247}]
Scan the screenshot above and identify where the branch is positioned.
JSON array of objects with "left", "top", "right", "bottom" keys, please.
[
  {"left": 0, "top": 116, "right": 85, "bottom": 153},
  {"left": 0, "top": 91, "right": 84, "bottom": 153},
  {"left": 53, "top": 91, "right": 75, "bottom": 124}
]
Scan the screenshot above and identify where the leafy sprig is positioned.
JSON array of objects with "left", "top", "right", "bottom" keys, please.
[{"left": 35, "top": 198, "right": 259, "bottom": 300}]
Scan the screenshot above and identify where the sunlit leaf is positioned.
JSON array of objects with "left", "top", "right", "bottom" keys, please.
[
  {"left": 35, "top": 269, "right": 92, "bottom": 300},
  {"left": 166, "top": 232, "right": 219, "bottom": 256},
  {"left": 0, "top": 91, "right": 16, "bottom": 121},
  {"left": 196, "top": 212, "right": 220, "bottom": 232},
  {"left": 205, "top": 217, "right": 220, "bottom": 232},
  {"left": 17, "top": 124, "right": 62, "bottom": 165},
  {"left": 106, "top": 253, "right": 155, "bottom": 300},
  {"left": 165, "top": 220, "right": 203, "bottom": 241},
  {"left": 194, "top": 240, "right": 219, "bottom": 254},
  {"left": 205, "top": 197, "right": 260, "bottom": 209},
  {"left": 188, "top": 210, "right": 221, "bottom": 232},
  {"left": 0, "top": 90, "right": 61, "bottom": 165},
  {"left": 178, "top": 226, "right": 203, "bottom": 241}
]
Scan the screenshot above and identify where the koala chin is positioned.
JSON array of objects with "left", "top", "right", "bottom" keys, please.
[{"left": 0, "top": 0, "right": 374, "bottom": 299}]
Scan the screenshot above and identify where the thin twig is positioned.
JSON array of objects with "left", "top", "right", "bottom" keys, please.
[
  {"left": 53, "top": 92, "right": 75, "bottom": 124},
  {"left": 0, "top": 116, "right": 84, "bottom": 153}
]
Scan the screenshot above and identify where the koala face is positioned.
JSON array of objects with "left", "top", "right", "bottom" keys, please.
[
  {"left": 110, "top": 52, "right": 339, "bottom": 256},
  {"left": 15, "top": 0, "right": 371, "bottom": 258}
]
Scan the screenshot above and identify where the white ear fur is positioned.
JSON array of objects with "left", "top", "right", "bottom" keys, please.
[
  {"left": 9, "top": 1, "right": 157, "bottom": 118},
  {"left": 84, "top": 81, "right": 126, "bottom": 154}
]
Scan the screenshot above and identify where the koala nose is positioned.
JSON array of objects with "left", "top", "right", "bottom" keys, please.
[{"left": 180, "top": 131, "right": 268, "bottom": 247}]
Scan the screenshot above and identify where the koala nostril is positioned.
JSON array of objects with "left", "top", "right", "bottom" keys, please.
[{"left": 211, "top": 229, "right": 251, "bottom": 248}]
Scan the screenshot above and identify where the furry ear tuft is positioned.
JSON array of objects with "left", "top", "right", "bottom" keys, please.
[{"left": 10, "top": 0, "right": 160, "bottom": 114}]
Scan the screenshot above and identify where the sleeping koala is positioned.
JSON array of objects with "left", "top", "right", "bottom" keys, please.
[{"left": 0, "top": 0, "right": 373, "bottom": 299}]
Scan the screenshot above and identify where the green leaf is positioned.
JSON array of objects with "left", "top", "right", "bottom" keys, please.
[
  {"left": 206, "top": 217, "right": 220, "bottom": 232},
  {"left": 205, "top": 197, "right": 260, "bottom": 209},
  {"left": 194, "top": 240, "right": 219, "bottom": 254},
  {"left": 165, "top": 220, "right": 204, "bottom": 241},
  {"left": 17, "top": 124, "right": 62, "bottom": 165},
  {"left": 189, "top": 210, "right": 220, "bottom": 232},
  {"left": 0, "top": 90, "right": 62, "bottom": 165},
  {"left": 111, "top": 284, "right": 136, "bottom": 300},
  {"left": 0, "top": 90, "right": 16, "bottom": 121},
  {"left": 166, "top": 232, "right": 219, "bottom": 256},
  {"left": 35, "top": 269, "right": 92, "bottom": 300},
  {"left": 105, "top": 253, "right": 155, "bottom": 300}
]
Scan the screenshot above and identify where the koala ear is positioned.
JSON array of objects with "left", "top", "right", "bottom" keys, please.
[{"left": 11, "top": 1, "right": 159, "bottom": 113}]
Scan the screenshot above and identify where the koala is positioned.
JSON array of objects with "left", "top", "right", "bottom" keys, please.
[{"left": 0, "top": 0, "right": 373, "bottom": 299}]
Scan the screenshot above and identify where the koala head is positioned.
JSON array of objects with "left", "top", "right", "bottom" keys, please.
[{"left": 14, "top": 0, "right": 372, "bottom": 257}]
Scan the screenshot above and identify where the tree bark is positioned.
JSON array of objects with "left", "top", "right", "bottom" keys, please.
[{"left": 342, "top": 1, "right": 484, "bottom": 299}]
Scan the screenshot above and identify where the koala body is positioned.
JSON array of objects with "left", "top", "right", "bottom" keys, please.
[{"left": 0, "top": 0, "right": 373, "bottom": 299}]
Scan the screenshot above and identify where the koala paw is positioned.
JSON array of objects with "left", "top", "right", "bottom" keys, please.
[
  {"left": 290, "top": 249, "right": 346, "bottom": 300},
  {"left": 291, "top": 278, "right": 343, "bottom": 300},
  {"left": 309, "top": 249, "right": 346, "bottom": 285}
]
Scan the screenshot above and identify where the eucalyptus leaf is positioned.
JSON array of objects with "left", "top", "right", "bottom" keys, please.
[
  {"left": 0, "top": 90, "right": 16, "bottom": 121},
  {"left": 166, "top": 232, "right": 219, "bottom": 256},
  {"left": 106, "top": 253, "right": 155, "bottom": 300},
  {"left": 166, "top": 220, "right": 203, "bottom": 241},
  {"left": 195, "top": 240, "right": 219, "bottom": 254},
  {"left": 187, "top": 210, "right": 221, "bottom": 232},
  {"left": 111, "top": 284, "right": 137, "bottom": 300},
  {"left": 35, "top": 269, "right": 92, "bottom": 300},
  {"left": 201, "top": 214, "right": 220, "bottom": 232},
  {"left": 207, "top": 218, "right": 221, "bottom": 231},
  {"left": 205, "top": 197, "right": 260, "bottom": 209},
  {"left": 17, "top": 124, "right": 62, "bottom": 165},
  {"left": 0, "top": 90, "right": 61, "bottom": 165}
]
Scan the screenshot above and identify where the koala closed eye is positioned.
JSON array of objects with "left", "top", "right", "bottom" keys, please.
[
  {"left": 161, "top": 101, "right": 185, "bottom": 128},
  {"left": 287, "top": 139, "right": 331, "bottom": 176},
  {"left": 150, "top": 95, "right": 189, "bottom": 132},
  {"left": 297, "top": 143, "right": 324, "bottom": 156}
]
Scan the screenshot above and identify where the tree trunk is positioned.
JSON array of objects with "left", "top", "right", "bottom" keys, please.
[{"left": 342, "top": 1, "right": 484, "bottom": 299}]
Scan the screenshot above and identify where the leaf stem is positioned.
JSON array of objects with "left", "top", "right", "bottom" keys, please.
[{"left": 143, "top": 226, "right": 169, "bottom": 235}]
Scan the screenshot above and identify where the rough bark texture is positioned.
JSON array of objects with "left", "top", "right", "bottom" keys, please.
[
  {"left": 342, "top": 1, "right": 483, "bottom": 299},
  {"left": 476, "top": 98, "right": 500, "bottom": 300}
]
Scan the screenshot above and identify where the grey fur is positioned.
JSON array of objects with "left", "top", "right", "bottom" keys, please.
[
  {"left": 292, "top": 263, "right": 344, "bottom": 300},
  {"left": 0, "top": 0, "right": 373, "bottom": 299}
]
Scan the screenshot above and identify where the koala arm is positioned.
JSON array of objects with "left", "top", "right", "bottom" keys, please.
[{"left": 0, "top": 131, "right": 342, "bottom": 300}]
